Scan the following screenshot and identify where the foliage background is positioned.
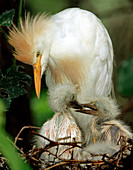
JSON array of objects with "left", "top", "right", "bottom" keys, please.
[{"left": 0, "top": 0, "right": 133, "bottom": 165}]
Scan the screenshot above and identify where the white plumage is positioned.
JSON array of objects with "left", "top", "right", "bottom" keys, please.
[
  {"left": 37, "top": 111, "right": 82, "bottom": 160},
  {"left": 46, "top": 8, "right": 113, "bottom": 101}
]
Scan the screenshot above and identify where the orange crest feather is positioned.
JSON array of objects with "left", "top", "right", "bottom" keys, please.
[{"left": 8, "top": 13, "right": 51, "bottom": 65}]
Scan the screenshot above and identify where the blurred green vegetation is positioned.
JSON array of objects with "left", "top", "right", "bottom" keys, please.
[
  {"left": 0, "top": 100, "right": 31, "bottom": 170},
  {"left": 118, "top": 54, "right": 133, "bottom": 97},
  {"left": 26, "top": 0, "right": 67, "bottom": 14},
  {"left": 0, "top": 99, "right": 5, "bottom": 129},
  {"left": 25, "top": 0, "right": 132, "bottom": 16},
  {"left": 30, "top": 90, "right": 54, "bottom": 127},
  {"left": 80, "top": 0, "right": 131, "bottom": 17}
]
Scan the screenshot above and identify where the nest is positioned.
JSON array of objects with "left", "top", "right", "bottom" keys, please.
[{"left": 1, "top": 126, "right": 132, "bottom": 170}]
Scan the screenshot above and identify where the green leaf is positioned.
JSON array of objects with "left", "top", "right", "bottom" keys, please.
[
  {"left": 0, "top": 130, "right": 31, "bottom": 170},
  {"left": 117, "top": 54, "right": 133, "bottom": 97},
  {"left": 0, "top": 95, "right": 11, "bottom": 110},
  {"left": 0, "top": 66, "right": 32, "bottom": 109},
  {"left": 5, "top": 66, "right": 31, "bottom": 98},
  {"left": 0, "top": 99, "right": 6, "bottom": 129},
  {"left": 0, "top": 9, "right": 15, "bottom": 27}
]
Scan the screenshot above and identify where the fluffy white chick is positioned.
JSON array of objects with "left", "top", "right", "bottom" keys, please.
[{"left": 36, "top": 87, "right": 132, "bottom": 162}]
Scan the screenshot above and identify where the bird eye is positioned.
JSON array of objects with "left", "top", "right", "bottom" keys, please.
[
  {"left": 90, "top": 102, "right": 97, "bottom": 110},
  {"left": 90, "top": 102, "right": 96, "bottom": 108},
  {"left": 36, "top": 52, "right": 40, "bottom": 57}
]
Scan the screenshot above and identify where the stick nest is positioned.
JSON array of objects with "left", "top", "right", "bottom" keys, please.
[{"left": 1, "top": 126, "right": 132, "bottom": 170}]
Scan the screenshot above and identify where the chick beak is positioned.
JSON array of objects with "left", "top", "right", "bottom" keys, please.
[
  {"left": 69, "top": 101, "right": 98, "bottom": 116},
  {"left": 33, "top": 54, "right": 41, "bottom": 99}
]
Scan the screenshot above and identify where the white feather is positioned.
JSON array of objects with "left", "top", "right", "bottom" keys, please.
[{"left": 47, "top": 8, "right": 113, "bottom": 101}]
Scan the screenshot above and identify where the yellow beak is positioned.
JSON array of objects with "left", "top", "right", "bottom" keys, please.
[{"left": 33, "top": 54, "right": 41, "bottom": 99}]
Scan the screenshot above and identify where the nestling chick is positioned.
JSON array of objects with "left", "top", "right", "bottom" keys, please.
[
  {"left": 36, "top": 90, "right": 132, "bottom": 163},
  {"left": 70, "top": 97, "right": 132, "bottom": 144},
  {"left": 70, "top": 97, "right": 132, "bottom": 160},
  {"left": 36, "top": 111, "right": 82, "bottom": 161}
]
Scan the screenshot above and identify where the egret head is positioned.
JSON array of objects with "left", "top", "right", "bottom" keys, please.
[{"left": 8, "top": 13, "right": 52, "bottom": 98}]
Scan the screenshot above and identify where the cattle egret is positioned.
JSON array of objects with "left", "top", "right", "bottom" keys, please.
[
  {"left": 8, "top": 8, "right": 113, "bottom": 102},
  {"left": 36, "top": 96, "right": 132, "bottom": 162}
]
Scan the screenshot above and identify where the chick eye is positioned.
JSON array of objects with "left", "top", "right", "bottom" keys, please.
[
  {"left": 90, "top": 102, "right": 96, "bottom": 107},
  {"left": 36, "top": 52, "right": 40, "bottom": 57},
  {"left": 90, "top": 102, "right": 97, "bottom": 110}
]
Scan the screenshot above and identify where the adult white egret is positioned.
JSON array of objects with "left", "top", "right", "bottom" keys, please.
[{"left": 9, "top": 8, "right": 113, "bottom": 102}]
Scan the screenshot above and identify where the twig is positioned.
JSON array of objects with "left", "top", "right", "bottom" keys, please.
[
  {"left": 7, "top": 136, "right": 25, "bottom": 155},
  {"left": 32, "top": 131, "right": 56, "bottom": 144},
  {"left": 45, "top": 161, "right": 71, "bottom": 170},
  {"left": 46, "top": 149, "right": 105, "bottom": 164},
  {"left": 33, "top": 130, "right": 82, "bottom": 150},
  {"left": 14, "top": 126, "right": 40, "bottom": 145},
  {"left": 57, "top": 136, "right": 71, "bottom": 141},
  {"left": 59, "top": 146, "right": 74, "bottom": 157}
]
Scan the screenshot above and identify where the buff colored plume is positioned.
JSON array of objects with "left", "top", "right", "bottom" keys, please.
[{"left": 8, "top": 13, "right": 51, "bottom": 65}]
